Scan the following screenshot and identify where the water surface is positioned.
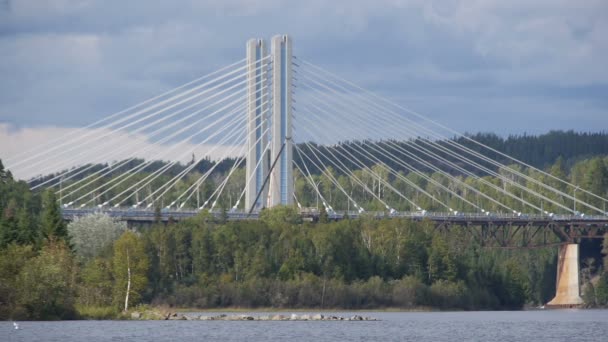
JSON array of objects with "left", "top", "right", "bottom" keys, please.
[{"left": 1, "top": 310, "right": 606, "bottom": 342}]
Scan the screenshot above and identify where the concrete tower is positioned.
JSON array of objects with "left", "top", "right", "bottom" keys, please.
[
  {"left": 269, "top": 35, "right": 293, "bottom": 207},
  {"left": 245, "top": 39, "right": 269, "bottom": 211}
]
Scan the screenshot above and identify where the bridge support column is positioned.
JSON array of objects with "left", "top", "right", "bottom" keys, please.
[
  {"left": 269, "top": 35, "right": 293, "bottom": 207},
  {"left": 245, "top": 39, "right": 270, "bottom": 211},
  {"left": 547, "top": 243, "right": 583, "bottom": 307}
]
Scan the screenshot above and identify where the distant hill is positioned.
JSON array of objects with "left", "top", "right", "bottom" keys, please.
[
  {"left": 25, "top": 130, "right": 608, "bottom": 184},
  {"left": 456, "top": 130, "right": 608, "bottom": 169},
  {"left": 294, "top": 130, "right": 608, "bottom": 176}
]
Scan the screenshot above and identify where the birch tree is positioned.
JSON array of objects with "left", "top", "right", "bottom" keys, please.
[{"left": 113, "top": 231, "right": 148, "bottom": 311}]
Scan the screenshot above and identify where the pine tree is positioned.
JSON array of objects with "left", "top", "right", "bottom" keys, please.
[
  {"left": 41, "top": 190, "right": 68, "bottom": 242},
  {"left": 0, "top": 159, "right": 11, "bottom": 183}
]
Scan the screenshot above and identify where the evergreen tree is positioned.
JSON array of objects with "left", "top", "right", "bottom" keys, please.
[
  {"left": 603, "top": 233, "right": 608, "bottom": 273},
  {"left": 41, "top": 190, "right": 68, "bottom": 242},
  {"left": 0, "top": 159, "right": 12, "bottom": 184},
  {"left": 154, "top": 205, "right": 162, "bottom": 224},
  {"left": 0, "top": 200, "right": 19, "bottom": 247},
  {"left": 319, "top": 205, "right": 329, "bottom": 223}
]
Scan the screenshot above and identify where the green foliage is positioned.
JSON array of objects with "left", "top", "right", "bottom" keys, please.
[
  {"left": 595, "top": 273, "right": 608, "bottom": 306},
  {"left": 0, "top": 137, "right": 606, "bottom": 316},
  {"left": 68, "top": 213, "right": 126, "bottom": 259},
  {"left": 0, "top": 244, "right": 36, "bottom": 319},
  {"left": 126, "top": 215, "right": 557, "bottom": 310},
  {"left": 391, "top": 275, "right": 429, "bottom": 307},
  {"left": 603, "top": 233, "right": 608, "bottom": 268},
  {"left": 41, "top": 190, "right": 68, "bottom": 242},
  {"left": 78, "top": 258, "right": 114, "bottom": 307},
  {"left": 16, "top": 239, "right": 78, "bottom": 320},
  {"left": 113, "top": 231, "right": 149, "bottom": 311},
  {"left": 75, "top": 304, "right": 119, "bottom": 320},
  {"left": 259, "top": 205, "right": 302, "bottom": 228}
]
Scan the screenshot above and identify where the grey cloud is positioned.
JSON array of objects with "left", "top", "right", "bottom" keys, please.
[{"left": 0, "top": 0, "right": 606, "bottom": 132}]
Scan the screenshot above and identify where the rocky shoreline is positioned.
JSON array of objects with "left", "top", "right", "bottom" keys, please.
[{"left": 130, "top": 311, "right": 378, "bottom": 321}]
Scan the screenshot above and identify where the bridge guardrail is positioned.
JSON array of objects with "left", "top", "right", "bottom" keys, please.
[{"left": 62, "top": 208, "right": 608, "bottom": 222}]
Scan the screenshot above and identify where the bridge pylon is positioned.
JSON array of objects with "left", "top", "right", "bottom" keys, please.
[
  {"left": 245, "top": 35, "right": 293, "bottom": 210},
  {"left": 245, "top": 39, "right": 270, "bottom": 211},
  {"left": 268, "top": 35, "right": 294, "bottom": 207},
  {"left": 547, "top": 243, "right": 584, "bottom": 307}
]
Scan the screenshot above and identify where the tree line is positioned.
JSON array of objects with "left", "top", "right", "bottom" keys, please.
[
  {"left": 26, "top": 130, "right": 608, "bottom": 215},
  {"left": 1, "top": 129, "right": 608, "bottom": 319},
  {"left": 2, "top": 155, "right": 608, "bottom": 320}
]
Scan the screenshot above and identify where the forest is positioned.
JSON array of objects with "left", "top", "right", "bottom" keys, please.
[
  {"left": 23, "top": 131, "right": 608, "bottom": 215},
  {"left": 1, "top": 130, "right": 608, "bottom": 320}
]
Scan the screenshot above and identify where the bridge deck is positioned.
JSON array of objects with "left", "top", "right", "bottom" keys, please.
[{"left": 62, "top": 208, "right": 608, "bottom": 226}]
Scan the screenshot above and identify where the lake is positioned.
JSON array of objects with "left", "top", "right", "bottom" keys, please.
[{"left": 1, "top": 310, "right": 607, "bottom": 342}]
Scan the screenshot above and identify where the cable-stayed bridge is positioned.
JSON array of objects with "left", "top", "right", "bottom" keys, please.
[
  {"left": 5, "top": 35, "right": 608, "bottom": 225},
  {"left": 5, "top": 34, "right": 608, "bottom": 306}
]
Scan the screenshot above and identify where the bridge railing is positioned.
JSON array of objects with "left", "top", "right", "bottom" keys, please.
[{"left": 62, "top": 207, "right": 608, "bottom": 222}]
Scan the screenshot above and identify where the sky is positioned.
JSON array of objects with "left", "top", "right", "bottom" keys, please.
[{"left": 1, "top": 0, "right": 607, "bottom": 178}]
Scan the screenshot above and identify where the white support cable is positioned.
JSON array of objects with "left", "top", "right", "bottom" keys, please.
[
  {"left": 297, "top": 116, "right": 426, "bottom": 212},
  {"left": 298, "top": 61, "right": 605, "bottom": 214},
  {"left": 382, "top": 140, "right": 516, "bottom": 213},
  {"left": 296, "top": 68, "right": 552, "bottom": 214},
  {"left": 174, "top": 100, "right": 272, "bottom": 208},
  {"left": 415, "top": 137, "right": 565, "bottom": 214},
  {"left": 395, "top": 138, "right": 542, "bottom": 213},
  {"left": 107, "top": 125, "right": 246, "bottom": 209},
  {"left": 95, "top": 108, "right": 248, "bottom": 208},
  {"left": 60, "top": 89, "right": 251, "bottom": 202},
  {"left": 6, "top": 58, "right": 247, "bottom": 167},
  {"left": 302, "top": 138, "right": 404, "bottom": 212},
  {"left": 160, "top": 133, "right": 246, "bottom": 209},
  {"left": 299, "top": 76, "right": 535, "bottom": 214},
  {"left": 292, "top": 158, "right": 329, "bottom": 211},
  {"left": 48, "top": 99, "right": 248, "bottom": 192},
  {"left": 30, "top": 60, "right": 270, "bottom": 179},
  {"left": 295, "top": 143, "right": 360, "bottom": 212},
  {"left": 297, "top": 94, "right": 494, "bottom": 213},
  {"left": 297, "top": 73, "right": 537, "bottom": 213},
  {"left": 293, "top": 143, "right": 332, "bottom": 212},
  {"left": 57, "top": 74, "right": 264, "bottom": 198},
  {"left": 24, "top": 57, "right": 271, "bottom": 177},
  {"left": 430, "top": 137, "right": 592, "bottom": 214},
  {"left": 39, "top": 80, "right": 257, "bottom": 191},
  {"left": 233, "top": 140, "right": 272, "bottom": 212},
  {"left": 71, "top": 105, "right": 245, "bottom": 207},
  {"left": 208, "top": 154, "right": 246, "bottom": 211},
  {"left": 302, "top": 60, "right": 605, "bottom": 204},
  {"left": 56, "top": 76, "right": 270, "bottom": 195},
  {"left": 74, "top": 112, "right": 244, "bottom": 209},
  {"left": 178, "top": 106, "right": 272, "bottom": 210},
  {"left": 21, "top": 59, "right": 257, "bottom": 175},
  {"left": 350, "top": 140, "right": 477, "bottom": 212},
  {"left": 61, "top": 103, "right": 245, "bottom": 203},
  {"left": 297, "top": 81, "right": 462, "bottom": 210},
  {"left": 177, "top": 143, "right": 247, "bottom": 210},
  {"left": 152, "top": 107, "right": 271, "bottom": 210},
  {"left": 297, "top": 97, "right": 460, "bottom": 211},
  {"left": 137, "top": 124, "right": 247, "bottom": 210}
]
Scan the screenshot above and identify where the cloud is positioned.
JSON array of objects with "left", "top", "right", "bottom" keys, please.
[
  {"left": 0, "top": 123, "right": 245, "bottom": 180},
  {"left": 0, "top": 0, "right": 606, "bottom": 140}
]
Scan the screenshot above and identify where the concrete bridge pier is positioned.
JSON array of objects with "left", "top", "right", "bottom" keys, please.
[{"left": 547, "top": 243, "right": 583, "bottom": 308}]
